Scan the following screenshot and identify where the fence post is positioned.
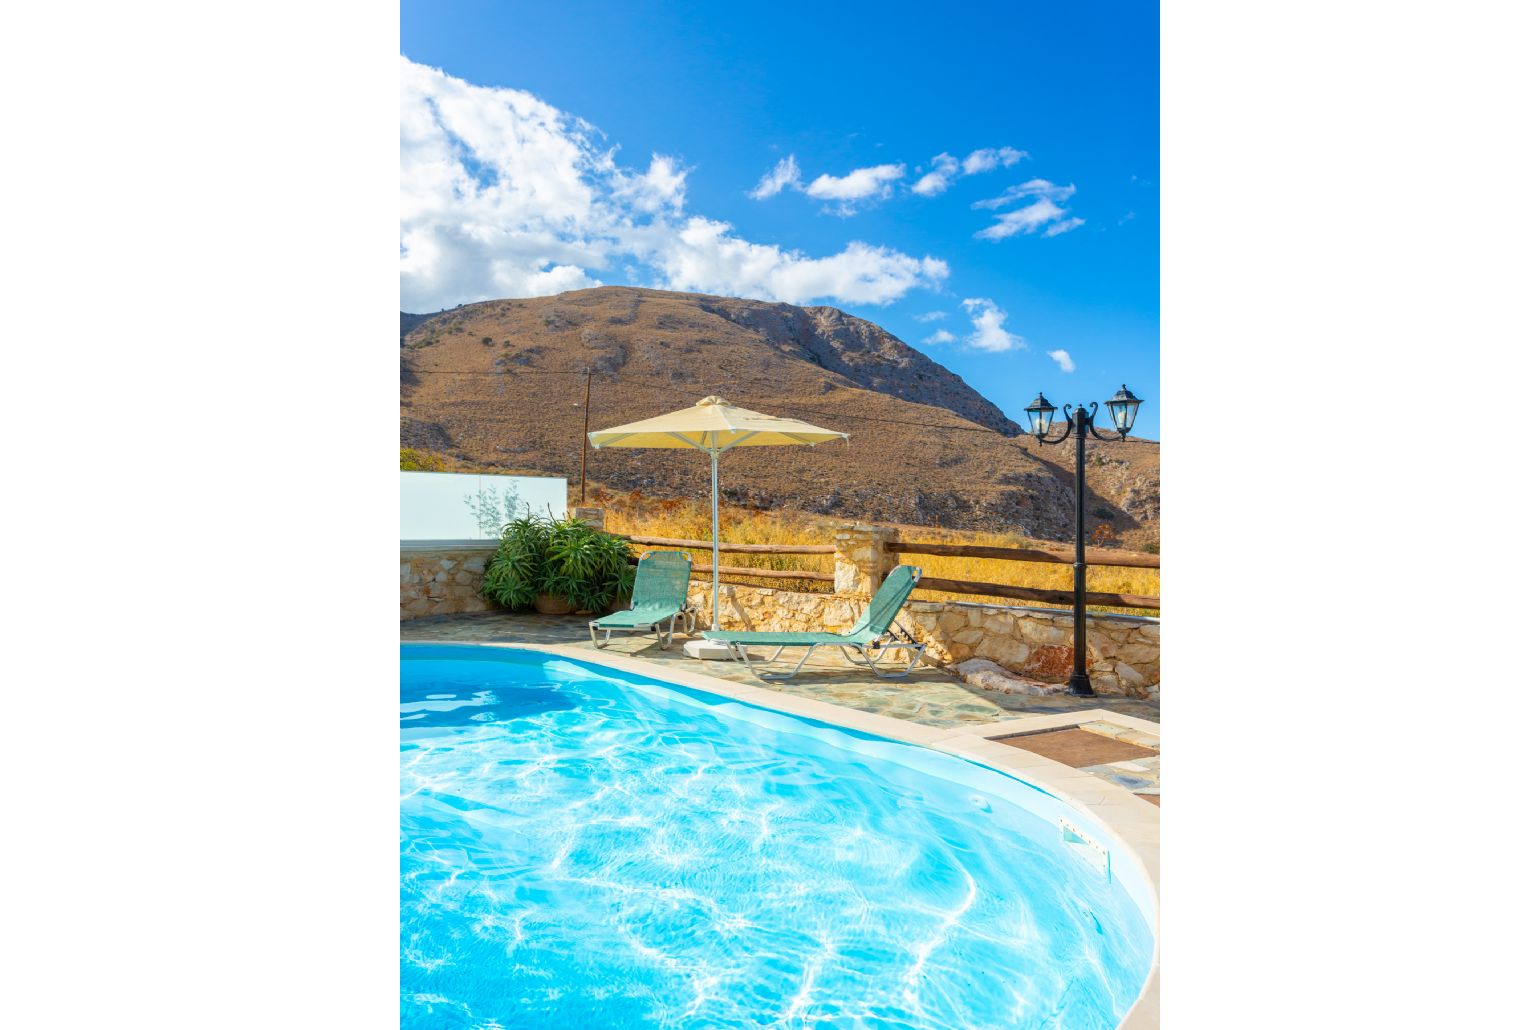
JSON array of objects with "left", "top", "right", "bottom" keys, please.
[{"left": 832, "top": 523, "right": 897, "bottom": 598}]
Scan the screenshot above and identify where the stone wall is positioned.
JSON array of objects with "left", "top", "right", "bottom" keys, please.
[
  {"left": 401, "top": 545, "right": 497, "bottom": 620},
  {"left": 687, "top": 582, "right": 863, "bottom": 634},
  {"left": 401, "top": 519, "right": 1159, "bottom": 698},
  {"left": 905, "top": 601, "right": 1158, "bottom": 698},
  {"left": 687, "top": 582, "right": 1159, "bottom": 699}
]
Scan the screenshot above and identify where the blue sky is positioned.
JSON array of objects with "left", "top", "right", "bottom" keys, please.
[{"left": 401, "top": 0, "right": 1159, "bottom": 437}]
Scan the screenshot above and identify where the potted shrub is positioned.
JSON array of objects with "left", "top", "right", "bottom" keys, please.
[
  {"left": 481, "top": 514, "right": 546, "bottom": 611},
  {"left": 534, "top": 591, "right": 576, "bottom": 615},
  {"left": 482, "top": 514, "right": 635, "bottom": 615}
]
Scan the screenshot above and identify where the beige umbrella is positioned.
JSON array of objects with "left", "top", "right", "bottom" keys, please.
[{"left": 588, "top": 396, "right": 848, "bottom": 634}]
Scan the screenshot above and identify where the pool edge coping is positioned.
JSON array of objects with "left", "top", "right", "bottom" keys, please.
[{"left": 407, "top": 640, "right": 1161, "bottom": 1030}]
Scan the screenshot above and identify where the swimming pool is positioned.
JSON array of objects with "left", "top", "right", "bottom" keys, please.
[{"left": 401, "top": 644, "right": 1155, "bottom": 1028}]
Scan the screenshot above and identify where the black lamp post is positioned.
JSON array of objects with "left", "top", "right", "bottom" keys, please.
[{"left": 1025, "top": 385, "right": 1144, "bottom": 697}]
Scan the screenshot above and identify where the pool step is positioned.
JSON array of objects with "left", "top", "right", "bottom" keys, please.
[{"left": 1059, "top": 817, "right": 1111, "bottom": 881}]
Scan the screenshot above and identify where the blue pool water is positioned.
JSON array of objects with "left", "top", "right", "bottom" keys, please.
[{"left": 401, "top": 644, "right": 1154, "bottom": 1029}]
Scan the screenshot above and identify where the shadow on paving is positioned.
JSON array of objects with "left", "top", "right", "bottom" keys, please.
[{"left": 401, "top": 611, "right": 1160, "bottom": 730}]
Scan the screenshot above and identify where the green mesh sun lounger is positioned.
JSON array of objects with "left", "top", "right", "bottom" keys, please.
[
  {"left": 702, "top": 565, "right": 926, "bottom": 681},
  {"left": 589, "top": 550, "right": 695, "bottom": 649}
]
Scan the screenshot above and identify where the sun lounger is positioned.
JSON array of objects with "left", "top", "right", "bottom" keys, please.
[
  {"left": 589, "top": 550, "right": 695, "bottom": 649},
  {"left": 702, "top": 565, "right": 926, "bottom": 680}
]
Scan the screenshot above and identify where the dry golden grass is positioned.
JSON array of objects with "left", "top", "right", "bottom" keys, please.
[
  {"left": 595, "top": 487, "right": 1159, "bottom": 615},
  {"left": 401, "top": 286, "right": 1159, "bottom": 545}
]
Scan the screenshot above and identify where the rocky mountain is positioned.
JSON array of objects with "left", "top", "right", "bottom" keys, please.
[
  {"left": 400, "top": 286, "right": 1159, "bottom": 545},
  {"left": 696, "top": 297, "right": 1022, "bottom": 436}
]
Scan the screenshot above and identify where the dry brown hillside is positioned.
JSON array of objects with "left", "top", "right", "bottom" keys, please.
[{"left": 400, "top": 286, "right": 1159, "bottom": 546}]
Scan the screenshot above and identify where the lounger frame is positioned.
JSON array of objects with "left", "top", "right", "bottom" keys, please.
[
  {"left": 588, "top": 550, "right": 695, "bottom": 650},
  {"left": 725, "top": 633, "right": 926, "bottom": 681},
  {"left": 589, "top": 606, "right": 697, "bottom": 650}
]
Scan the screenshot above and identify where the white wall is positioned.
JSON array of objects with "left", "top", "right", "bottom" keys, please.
[{"left": 400, "top": 471, "right": 567, "bottom": 542}]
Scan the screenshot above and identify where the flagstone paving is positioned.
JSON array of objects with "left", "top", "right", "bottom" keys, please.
[
  {"left": 403, "top": 611, "right": 1161, "bottom": 726},
  {"left": 402, "top": 611, "right": 1161, "bottom": 797}
]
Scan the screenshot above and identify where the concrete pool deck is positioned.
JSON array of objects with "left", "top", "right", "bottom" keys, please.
[{"left": 401, "top": 616, "right": 1161, "bottom": 1029}]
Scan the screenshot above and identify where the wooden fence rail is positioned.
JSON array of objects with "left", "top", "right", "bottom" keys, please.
[
  {"left": 887, "top": 540, "right": 1159, "bottom": 569},
  {"left": 623, "top": 554, "right": 834, "bottom": 584},
  {"left": 616, "top": 532, "right": 1158, "bottom": 610},
  {"left": 622, "top": 534, "right": 837, "bottom": 555},
  {"left": 689, "top": 565, "right": 834, "bottom": 583},
  {"left": 916, "top": 575, "right": 1159, "bottom": 611}
]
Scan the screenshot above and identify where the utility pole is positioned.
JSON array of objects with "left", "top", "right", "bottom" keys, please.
[{"left": 578, "top": 369, "right": 593, "bottom": 503}]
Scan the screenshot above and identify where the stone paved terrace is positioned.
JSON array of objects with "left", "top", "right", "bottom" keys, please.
[{"left": 401, "top": 611, "right": 1161, "bottom": 728}]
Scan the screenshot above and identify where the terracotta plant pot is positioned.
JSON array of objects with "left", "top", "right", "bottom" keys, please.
[{"left": 534, "top": 593, "right": 574, "bottom": 615}]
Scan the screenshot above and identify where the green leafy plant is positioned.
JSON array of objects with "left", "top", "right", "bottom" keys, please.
[
  {"left": 481, "top": 515, "right": 636, "bottom": 613},
  {"left": 481, "top": 515, "right": 547, "bottom": 610}
]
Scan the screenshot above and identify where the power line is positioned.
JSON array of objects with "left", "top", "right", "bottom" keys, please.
[{"left": 402, "top": 366, "right": 1031, "bottom": 438}]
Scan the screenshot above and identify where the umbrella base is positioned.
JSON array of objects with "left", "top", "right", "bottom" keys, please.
[{"left": 683, "top": 638, "right": 736, "bottom": 661}]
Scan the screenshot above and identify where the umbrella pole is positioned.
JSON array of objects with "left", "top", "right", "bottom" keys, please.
[{"left": 710, "top": 448, "right": 721, "bottom": 630}]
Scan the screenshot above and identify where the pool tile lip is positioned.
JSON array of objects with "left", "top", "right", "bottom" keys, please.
[{"left": 404, "top": 639, "right": 1162, "bottom": 1029}]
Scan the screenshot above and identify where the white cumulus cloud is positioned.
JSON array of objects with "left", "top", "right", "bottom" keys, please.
[
  {"left": 923, "top": 329, "right": 957, "bottom": 344},
  {"left": 400, "top": 58, "right": 947, "bottom": 310},
  {"left": 616, "top": 154, "right": 689, "bottom": 213},
  {"left": 972, "top": 179, "right": 1082, "bottom": 240},
  {"left": 802, "top": 162, "right": 908, "bottom": 214},
  {"left": 754, "top": 157, "right": 914, "bottom": 214},
  {"left": 960, "top": 298, "right": 1024, "bottom": 352},
  {"left": 976, "top": 198, "right": 1078, "bottom": 241},
  {"left": 961, "top": 146, "right": 1029, "bottom": 175},
  {"left": 972, "top": 178, "right": 1076, "bottom": 210},
  {"left": 748, "top": 154, "right": 802, "bottom": 199},
  {"left": 1048, "top": 348, "right": 1075, "bottom": 372},
  {"left": 912, "top": 153, "right": 960, "bottom": 196},
  {"left": 911, "top": 147, "right": 1028, "bottom": 197},
  {"left": 914, "top": 310, "right": 948, "bottom": 322},
  {"left": 657, "top": 219, "right": 947, "bottom": 306}
]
